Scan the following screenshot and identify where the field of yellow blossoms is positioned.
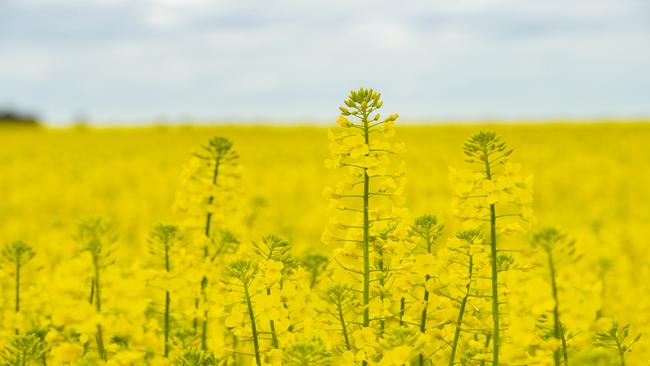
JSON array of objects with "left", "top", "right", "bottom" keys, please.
[{"left": 0, "top": 89, "right": 648, "bottom": 365}]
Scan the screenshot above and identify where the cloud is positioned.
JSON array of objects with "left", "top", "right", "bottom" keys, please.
[{"left": 0, "top": 0, "right": 648, "bottom": 124}]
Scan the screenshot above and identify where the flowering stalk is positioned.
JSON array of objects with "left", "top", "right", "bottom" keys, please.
[
  {"left": 532, "top": 228, "right": 572, "bottom": 366},
  {"left": 452, "top": 131, "right": 533, "bottom": 365},
  {"left": 200, "top": 137, "right": 237, "bottom": 350},
  {"left": 301, "top": 253, "right": 329, "bottom": 289},
  {"left": 252, "top": 234, "right": 293, "bottom": 349},
  {"left": 75, "top": 218, "right": 116, "bottom": 361},
  {"left": 595, "top": 321, "right": 642, "bottom": 366},
  {"left": 408, "top": 215, "right": 444, "bottom": 366},
  {"left": 175, "top": 135, "right": 240, "bottom": 351},
  {"left": 149, "top": 223, "right": 181, "bottom": 358},
  {"left": 227, "top": 259, "right": 262, "bottom": 366},
  {"left": 1, "top": 240, "right": 35, "bottom": 334},
  {"left": 447, "top": 230, "right": 480, "bottom": 366},
  {"left": 323, "top": 88, "right": 404, "bottom": 330},
  {"left": 463, "top": 133, "right": 507, "bottom": 365},
  {"left": 326, "top": 284, "right": 355, "bottom": 351}
]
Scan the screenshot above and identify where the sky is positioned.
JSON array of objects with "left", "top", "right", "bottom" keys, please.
[{"left": 1, "top": 0, "right": 649, "bottom": 125}]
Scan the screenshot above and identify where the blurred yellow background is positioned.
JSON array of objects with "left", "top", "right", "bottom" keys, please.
[{"left": 1, "top": 122, "right": 649, "bottom": 361}]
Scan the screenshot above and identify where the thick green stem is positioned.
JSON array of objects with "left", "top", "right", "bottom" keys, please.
[
  {"left": 198, "top": 156, "right": 221, "bottom": 350},
  {"left": 164, "top": 235, "right": 171, "bottom": 358},
  {"left": 88, "top": 278, "right": 95, "bottom": 304},
  {"left": 360, "top": 111, "right": 371, "bottom": 366},
  {"left": 268, "top": 288, "right": 279, "bottom": 349},
  {"left": 418, "top": 274, "right": 431, "bottom": 366},
  {"left": 378, "top": 257, "right": 386, "bottom": 333},
  {"left": 399, "top": 297, "right": 405, "bottom": 326},
  {"left": 362, "top": 112, "right": 370, "bottom": 328},
  {"left": 15, "top": 259, "right": 20, "bottom": 313},
  {"left": 489, "top": 204, "right": 499, "bottom": 365},
  {"left": 14, "top": 258, "right": 21, "bottom": 335},
  {"left": 244, "top": 284, "right": 262, "bottom": 366},
  {"left": 479, "top": 335, "right": 491, "bottom": 366},
  {"left": 96, "top": 324, "right": 106, "bottom": 361},
  {"left": 164, "top": 290, "right": 170, "bottom": 357},
  {"left": 337, "top": 301, "right": 352, "bottom": 350},
  {"left": 547, "top": 250, "right": 569, "bottom": 366},
  {"left": 616, "top": 338, "right": 626, "bottom": 366},
  {"left": 201, "top": 291, "right": 208, "bottom": 351},
  {"left": 419, "top": 231, "right": 435, "bottom": 366},
  {"left": 484, "top": 147, "right": 500, "bottom": 366},
  {"left": 449, "top": 255, "right": 474, "bottom": 366},
  {"left": 93, "top": 256, "right": 107, "bottom": 360},
  {"left": 418, "top": 279, "right": 431, "bottom": 332}
]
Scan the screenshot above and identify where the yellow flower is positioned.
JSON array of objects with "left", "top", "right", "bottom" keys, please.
[
  {"left": 51, "top": 342, "right": 84, "bottom": 363},
  {"left": 337, "top": 115, "right": 352, "bottom": 127}
]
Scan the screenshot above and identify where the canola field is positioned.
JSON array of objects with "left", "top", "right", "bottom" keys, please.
[{"left": 0, "top": 94, "right": 649, "bottom": 365}]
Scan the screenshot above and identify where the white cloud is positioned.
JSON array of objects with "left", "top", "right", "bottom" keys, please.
[{"left": 0, "top": 0, "right": 648, "bottom": 123}]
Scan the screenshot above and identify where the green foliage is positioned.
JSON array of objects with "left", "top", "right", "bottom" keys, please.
[
  {"left": 325, "top": 284, "right": 357, "bottom": 350},
  {"left": 173, "top": 349, "right": 218, "bottom": 366},
  {"left": 210, "top": 229, "right": 240, "bottom": 259},
  {"left": 284, "top": 337, "right": 332, "bottom": 366},
  {"left": 253, "top": 234, "right": 292, "bottom": 264},
  {"left": 1, "top": 241, "right": 35, "bottom": 267},
  {"left": 455, "top": 229, "right": 482, "bottom": 243},
  {"left": 595, "top": 320, "right": 642, "bottom": 365},
  {"left": 532, "top": 227, "right": 581, "bottom": 263},
  {"left": 339, "top": 88, "right": 384, "bottom": 119},
  {"left": 409, "top": 215, "right": 444, "bottom": 253},
  {"left": 463, "top": 131, "right": 513, "bottom": 166},
  {"left": 149, "top": 223, "right": 181, "bottom": 270},
  {"left": 301, "top": 252, "right": 329, "bottom": 288},
  {"left": 74, "top": 217, "right": 116, "bottom": 266},
  {"left": 227, "top": 259, "right": 257, "bottom": 286},
  {"left": 0, "top": 333, "right": 45, "bottom": 366},
  {"left": 193, "top": 136, "right": 239, "bottom": 170}
]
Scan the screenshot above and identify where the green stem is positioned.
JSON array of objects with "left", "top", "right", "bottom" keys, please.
[
  {"left": 88, "top": 278, "right": 95, "bottom": 304},
  {"left": 96, "top": 324, "right": 106, "bottom": 361},
  {"left": 231, "top": 334, "right": 238, "bottom": 365},
  {"left": 93, "top": 256, "right": 107, "bottom": 360},
  {"left": 484, "top": 147, "right": 500, "bottom": 366},
  {"left": 337, "top": 301, "right": 352, "bottom": 350},
  {"left": 14, "top": 258, "right": 21, "bottom": 335},
  {"left": 198, "top": 156, "right": 221, "bottom": 350},
  {"left": 201, "top": 276, "right": 208, "bottom": 351},
  {"left": 418, "top": 230, "right": 436, "bottom": 366},
  {"left": 479, "top": 334, "right": 491, "bottom": 366},
  {"left": 488, "top": 204, "right": 499, "bottom": 365},
  {"left": 449, "top": 255, "right": 473, "bottom": 366},
  {"left": 164, "top": 235, "right": 171, "bottom": 358},
  {"left": 399, "top": 297, "right": 405, "bottom": 326},
  {"left": 547, "top": 250, "right": 569, "bottom": 366},
  {"left": 164, "top": 290, "right": 170, "bottom": 357},
  {"left": 15, "top": 258, "right": 20, "bottom": 313},
  {"left": 268, "top": 288, "right": 279, "bottom": 349},
  {"left": 616, "top": 337, "right": 626, "bottom": 366},
  {"left": 204, "top": 156, "right": 221, "bottom": 238},
  {"left": 418, "top": 274, "right": 431, "bottom": 366},
  {"left": 244, "top": 283, "right": 262, "bottom": 366},
  {"left": 362, "top": 112, "right": 370, "bottom": 329},
  {"left": 378, "top": 257, "right": 386, "bottom": 333}
]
